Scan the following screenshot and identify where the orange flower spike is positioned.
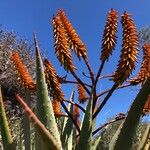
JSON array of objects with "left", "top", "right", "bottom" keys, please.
[
  {"left": 57, "top": 10, "right": 87, "bottom": 60},
  {"left": 11, "top": 51, "right": 36, "bottom": 92},
  {"left": 44, "top": 59, "right": 64, "bottom": 102},
  {"left": 77, "top": 83, "right": 87, "bottom": 103},
  {"left": 112, "top": 12, "right": 138, "bottom": 85},
  {"left": 129, "top": 44, "right": 150, "bottom": 85},
  {"left": 73, "top": 105, "right": 80, "bottom": 120},
  {"left": 101, "top": 9, "right": 118, "bottom": 61},
  {"left": 52, "top": 15, "right": 75, "bottom": 72},
  {"left": 52, "top": 98, "right": 62, "bottom": 117}
]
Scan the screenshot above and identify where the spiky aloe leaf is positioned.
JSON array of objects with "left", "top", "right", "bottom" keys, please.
[
  {"left": 0, "top": 86, "right": 14, "bottom": 150},
  {"left": 113, "top": 78, "right": 150, "bottom": 150},
  {"left": 91, "top": 135, "right": 101, "bottom": 150},
  {"left": 61, "top": 90, "right": 74, "bottom": 150},
  {"left": 61, "top": 91, "right": 74, "bottom": 134},
  {"left": 109, "top": 121, "right": 124, "bottom": 150},
  {"left": 16, "top": 94, "right": 60, "bottom": 150},
  {"left": 77, "top": 92, "right": 93, "bottom": 150},
  {"left": 137, "top": 124, "right": 150, "bottom": 150},
  {"left": 34, "top": 33, "right": 62, "bottom": 149}
]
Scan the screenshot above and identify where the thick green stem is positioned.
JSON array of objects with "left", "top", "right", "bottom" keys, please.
[
  {"left": 93, "top": 84, "right": 117, "bottom": 119},
  {"left": 22, "top": 91, "right": 31, "bottom": 150}
]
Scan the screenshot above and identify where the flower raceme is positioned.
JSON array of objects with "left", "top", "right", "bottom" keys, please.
[
  {"left": 100, "top": 9, "right": 118, "bottom": 61},
  {"left": 128, "top": 44, "right": 150, "bottom": 116},
  {"left": 73, "top": 105, "right": 80, "bottom": 120},
  {"left": 129, "top": 43, "right": 150, "bottom": 85},
  {"left": 57, "top": 9, "right": 87, "bottom": 60},
  {"left": 52, "top": 98, "right": 63, "bottom": 117},
  {"left": 11, "top": 51, "right": 36, "bottom": 92},
  {"left": 77, "top": 83, "right": 87, "bottom": 103},
  {"left": 52, "top": 14, "right": 77, "bottom": 72},
  {"left": 44, "top": 59, "right": 64, "bottom": 102},
  {"left": 52, "top": 15, "right": 75, "bottom": 72},
  {"left": 112, "top": 12, "right": 138, "bottom": 85}
]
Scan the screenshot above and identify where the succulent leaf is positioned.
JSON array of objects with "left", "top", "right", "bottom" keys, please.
[
  {"left": 113, "top": 78, "right": 150, "bottom": 150},
  {"left": 78, "top": 92, "right": 93, "bottom": 150},
  {"left": 16, "top": 94, "right": 60, "bottom": 150},
  {"left": 34, "top": 33, "right": 62, "bottom": 149},
  {"left": 0, "top": 86, "right": 14, "bottom": 150}
]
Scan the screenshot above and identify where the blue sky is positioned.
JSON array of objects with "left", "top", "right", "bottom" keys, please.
[{"left": 0, "top": 1, "right": 150, "bottom": 123}]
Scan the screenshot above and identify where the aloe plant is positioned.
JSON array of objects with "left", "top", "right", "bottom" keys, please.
[{"left": 0, "top": 8, "right": 150, "bottom": 150}]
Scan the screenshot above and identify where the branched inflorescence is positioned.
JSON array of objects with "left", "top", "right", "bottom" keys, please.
[
  {"left": 77, "top": 83, "right": 87, "bottom": 103},
  {"left": 52, "top": 98, "right": 63, "bottom": 117},
  {"left": 57, "top": 10, "right": 87, "bottom": 60},
  {"left": 44, "top": 59, "right": 64, "bottom": 101},
  {"left": 11, "top": 51, "right": 36, "bottom": 92},
  {"left": 129, "top": 44, "right": 150, "bottom": 85},
  {"left": 100, "top": 9, "right": 118, "bottom": 61},
  {"left": 112, "top": 12, "right": 139, "bottom": 85},
  {"left": 52, "top": 15, "right": 75, "bottom": 72}
]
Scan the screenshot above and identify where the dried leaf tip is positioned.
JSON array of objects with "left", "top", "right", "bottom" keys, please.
[
  {"left": 57, "top": 9, "right": 87, "bottom": 60},
  {"left": 142, "top": 95, "right": 150, "bottom": 116},
  {"left": 11, "top": 51, "right": 36, "bottom": 92},
  {"left": 52, "top": 15, "right": 75, "bottom": 72},
  {"left": 112, "top": 12, "right": 138, "bottom": 85},
  {"left": 44, "top": 59, "right": 64, "bottom": 101},
  {"left": 77, "top": 83, "right": 87, "bottom": 103},
  {"left": 101, "top": 9, "right": 118, "bottom": 61},
  {"left": 129, "top": 43, "right": 150, "bottom": 85}
]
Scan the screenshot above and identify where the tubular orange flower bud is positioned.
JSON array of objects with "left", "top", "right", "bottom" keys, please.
[
  {"left": 77, "top": 83, "right": 87, "bottom": 103},
  {"left": 52, "top": 98, "right": 63, "bottom": 117},
  {"left": 101, "top": 9, "right": 118, "bottom": 61},
  {"left": 129, "top": 44, "right": 150, "bottom": 85},
  {"left": 57, "top": 10, "right": 87, "bottom": 60},
  {"left": 44, "top": 59, "right": 64, "bottom": 102},
  {"left": 142, "top": 95, "right": 150, "bottom": 116},
  {"left": 52, "top": 15, "right": 75, "bottom": 72},
  {"left": 73, "top": 105, "right": 80, "bottom": 120},
  {"left": 112, "top": 12, "right": 138, "bottom": 85},
  {"left": 11, "top": 51, "right": 36, "bottom": 92}
]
